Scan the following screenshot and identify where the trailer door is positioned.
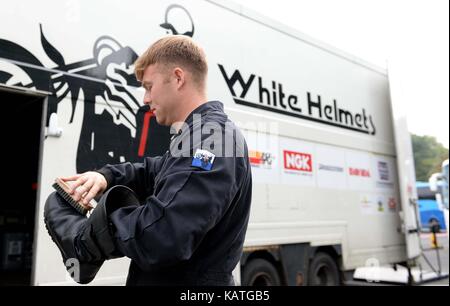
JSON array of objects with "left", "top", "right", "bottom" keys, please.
[
  {"left": 0, "top": 85, "right": 48, "bottom": 285},
  {"left": 387, "top": 64, "right": 422, "bottom": 259}
]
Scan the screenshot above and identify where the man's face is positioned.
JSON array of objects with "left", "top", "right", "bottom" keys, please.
[{"left": 141, "top": 64, "right": 178, "bottom": 126}]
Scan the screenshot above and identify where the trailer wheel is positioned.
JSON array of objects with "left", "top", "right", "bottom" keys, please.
[
  {"left": 242, "top": 258, "right": 281, "bottom": 286},
  {"left": 308, "top": 252, "right": 340, "bottom": 286}
]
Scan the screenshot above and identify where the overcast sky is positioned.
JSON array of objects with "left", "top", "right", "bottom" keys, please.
[{"left": 236, "top": 0, "right": 449, "bottom": 149}]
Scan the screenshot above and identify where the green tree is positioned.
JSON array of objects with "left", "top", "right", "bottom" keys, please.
[{"left": 411, "top": 134, "right": 449, "bottom": 181}]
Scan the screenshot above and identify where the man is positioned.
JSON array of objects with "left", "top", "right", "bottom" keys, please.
[{"left": 44, "top": 35, "right": 252, "bottom": 286}]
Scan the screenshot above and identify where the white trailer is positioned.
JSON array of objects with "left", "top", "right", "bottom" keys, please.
[{"left": 0, "top": 0, "right": 421, "bottom": 286}]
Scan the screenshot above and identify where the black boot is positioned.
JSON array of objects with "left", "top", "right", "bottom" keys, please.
[{"left": 44, "top": 185, "right": 140, "bottom": 284}]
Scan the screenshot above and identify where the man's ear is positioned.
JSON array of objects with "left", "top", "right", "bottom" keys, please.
[{"left": 174, "top": 67, "right": 185, "bottom": 89}]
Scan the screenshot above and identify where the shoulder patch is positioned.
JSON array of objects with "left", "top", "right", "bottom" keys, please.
[{"left": 192, "top": 149, "right": 216, "bottom": 171}]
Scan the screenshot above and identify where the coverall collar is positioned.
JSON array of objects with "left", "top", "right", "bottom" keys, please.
[
  {"left": 171, "top": 101, "right": 224, "bottom": 141},
  {"left": 183, "top": 100, "right": 224, "bottom": 126}
]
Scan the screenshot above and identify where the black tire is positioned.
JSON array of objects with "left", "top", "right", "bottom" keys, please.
[
  {"left": 308, "top": 252, "right": 340, "bottom": 286},
  {"left": 242, "top": 258, "right": 281, "bottom": 286}
]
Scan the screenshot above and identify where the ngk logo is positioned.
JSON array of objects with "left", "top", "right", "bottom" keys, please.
[{"left": 283, "top": 150, "right": 312, "bottom": 172}]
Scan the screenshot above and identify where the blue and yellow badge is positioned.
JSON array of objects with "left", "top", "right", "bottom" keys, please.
[{"left": 192, "top": 149, "right": 216, "bottom": 171}]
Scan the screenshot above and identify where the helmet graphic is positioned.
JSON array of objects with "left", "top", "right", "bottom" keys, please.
[{"left": 160, "top": 4, "right": 195, "bottom": 37}]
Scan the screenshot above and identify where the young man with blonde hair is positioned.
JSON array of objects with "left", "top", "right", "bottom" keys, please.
[{"left": 44, "top": 35, "right": 252, "bottom": 286}]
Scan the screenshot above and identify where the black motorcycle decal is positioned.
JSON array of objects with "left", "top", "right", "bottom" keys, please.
[{"left": 0, "top": 5, "right": 195, "bottom": 173}]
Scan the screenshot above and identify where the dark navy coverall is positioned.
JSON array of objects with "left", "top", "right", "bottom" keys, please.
[{"left": 96, "top": 101, "right": 252, "bottom": 285}]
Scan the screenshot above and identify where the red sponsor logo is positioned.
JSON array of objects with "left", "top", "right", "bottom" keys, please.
[
  {"left": 388, "top": 197, "right": 397, "bottom": 209},
  {"left": 349, "top": 167, "right": 371, "bottom": 177},
  {"left": 249, "top": 151, "right": 274, "bottom": 167},
  {"left": 283, "top": 150, "right": 312, "bottom": 172}
]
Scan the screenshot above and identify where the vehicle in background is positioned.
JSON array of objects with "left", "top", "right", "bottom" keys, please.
[
  {"left": 428, "top": 159, "right": 449, "bottom": 236},
  {"left": 416, "top": 181, "right": 447, "bottom": 232}
]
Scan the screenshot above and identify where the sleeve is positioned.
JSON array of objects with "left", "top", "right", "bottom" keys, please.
[
  {"left": 108, "top": 155, "right": 241, "bottom": 271},
  {"left": 96, "top": 156, "right": 164, "bottom": 200}
]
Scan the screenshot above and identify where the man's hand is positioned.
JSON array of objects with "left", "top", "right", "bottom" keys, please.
[{"left": 61, "top": 172, "right": 108, "bottom": 205}]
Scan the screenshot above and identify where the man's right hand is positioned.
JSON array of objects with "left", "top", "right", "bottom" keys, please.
[{"left": 60, "top": 172, "right": 108, "bottom": 205}]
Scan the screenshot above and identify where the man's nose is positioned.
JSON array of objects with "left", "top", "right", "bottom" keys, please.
[{"left": 143, "top": 95, "right": 151, "bottom": 106}]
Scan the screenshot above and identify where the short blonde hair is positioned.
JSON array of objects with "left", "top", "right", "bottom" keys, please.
[{"left": 134, "top": 35, "right": 208, "bottom": 89}]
